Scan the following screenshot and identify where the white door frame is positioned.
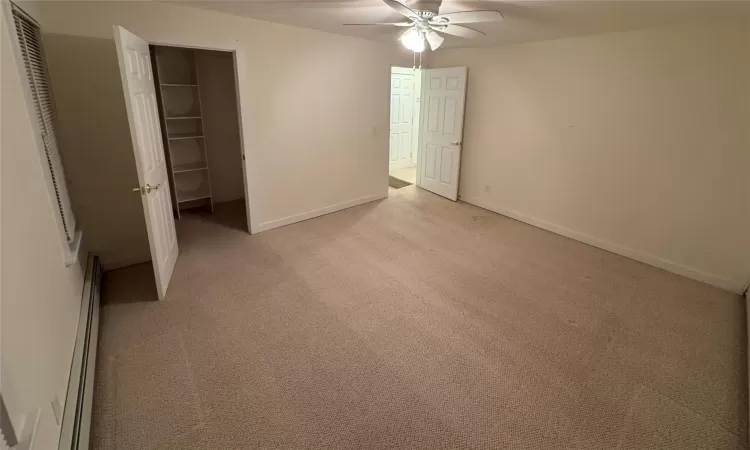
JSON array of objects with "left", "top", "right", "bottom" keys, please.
[
  {"left": 415, "top": 69, "right": 424, "bottom": 188},
  {"left": 411, "top": 68, "right": 422, "bottom": 167},
  {"left": 146, "top": 38, "right": 256, "bottom": 234}
]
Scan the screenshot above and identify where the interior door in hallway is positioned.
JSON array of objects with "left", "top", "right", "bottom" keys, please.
[
  {"left": 114, "top": 25, "right": 178, "bottom": 300},
  {"left": 389, "top": 67, "right": 415, "bottom": 171},
  {"left": 417, "top": 67, "right": 467, "bottom": 201}
]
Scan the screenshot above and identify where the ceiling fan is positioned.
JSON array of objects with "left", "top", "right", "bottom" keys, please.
[{"left": 344, "top": 0, "right": 503, "bottom": 52}]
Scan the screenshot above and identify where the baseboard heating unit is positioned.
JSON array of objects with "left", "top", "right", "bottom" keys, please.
[{"left": 59, "top": 255, "right": 102, "bottom": 450}]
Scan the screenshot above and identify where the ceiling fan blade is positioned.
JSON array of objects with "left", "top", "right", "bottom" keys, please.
[
  {"left": 343, "top": 22, "right": 413, "bottom": 27},
  {"left": 425, "top": 31, "right": 444, "bottom": 51},
  {"left": 382, "top": 0, "right": 420, "bottom": 20},
  {"left": 439, "top": 24, "right": 484, "bottom": 38},
  {"left": 431, "top": 10, "right": 503, "bottom": 24}
]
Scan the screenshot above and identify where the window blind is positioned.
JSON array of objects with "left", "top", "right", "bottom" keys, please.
[{"left": 12, "top": 6, "right": 76, "bottom": 242}]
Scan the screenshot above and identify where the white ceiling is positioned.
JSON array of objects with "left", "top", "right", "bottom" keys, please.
[{"left": 182, "top": 0, "right": 750, "bottom": 49}]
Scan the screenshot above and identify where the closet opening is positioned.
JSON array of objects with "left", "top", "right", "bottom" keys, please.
[
  {"left": 150, "top": 44, "right": 248, "bottom": 233},
  {"left": 388, "top": 66, "right": 421, "bottom": 191}
]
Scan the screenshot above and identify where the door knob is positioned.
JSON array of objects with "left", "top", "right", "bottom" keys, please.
[
  {"left": 452, "top": 141, "right": 461, "bottom": 146},
  {"left": 132, "top": 183, "right": 160, "bottom": 194}
]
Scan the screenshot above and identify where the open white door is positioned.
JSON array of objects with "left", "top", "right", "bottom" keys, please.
[
  {"left": 114, "top": 26, "right": 178, "bottom": 300},
  {"left": 389, "top": 67, "right": 416, "bottom": 171},
  {"left": 417, "top": 67, "right": 467, "bottom": 201}
]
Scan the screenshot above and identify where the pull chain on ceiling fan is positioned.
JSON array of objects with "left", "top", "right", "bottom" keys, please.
[{"left": 344, "top": 0, "right": 503, "bottom": 51}]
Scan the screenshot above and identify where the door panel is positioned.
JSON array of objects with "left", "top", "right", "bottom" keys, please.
[
  {"left": 114, "top": 25, "right": 178, "bottom": 300},
  {"left": 425, "top": 144, "right": 437, "bottom": 180},
  {"left": 399, "top": 131, "right": 411, "bottom": 161},
  {"left": 426, "top": 96, "right": 440, "bottom": 132},
  {"left": 440, "top": 147, "right": 455, "bottom": 184},
  {"left": 417, "top": 67, "right": 467, "bottom": 201},
  {"left": 389, "top": 132, "right": 398, "bottom": 162},
  {"left": 389, "top": 68, "right": 415, "bottom": 171},
  {"left": 443, "top": 98, "right": 457, "bottom": 134}
]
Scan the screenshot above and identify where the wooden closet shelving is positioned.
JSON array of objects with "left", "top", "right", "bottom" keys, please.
[{"left": 152, "top": 46, "right": 214, "bottom": 219}]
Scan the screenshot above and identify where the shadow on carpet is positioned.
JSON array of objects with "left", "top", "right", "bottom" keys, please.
[{"left": 389, "top": 176, "right": 412, "bottom": 189}]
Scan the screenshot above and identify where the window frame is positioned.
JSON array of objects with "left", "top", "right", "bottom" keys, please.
[{"left": 5, "top": 2, "right": 82, "bottom": 265}]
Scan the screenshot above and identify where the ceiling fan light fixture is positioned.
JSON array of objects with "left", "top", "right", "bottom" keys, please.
[
  {"left": 400, "top": 28, "right": 426, "bottom": 53},
  {"left": 342, "top": 0, "right": 502, "bottom": 51},
  {"left": 425, "top": 31, "right": 444, "bottom": 51}
]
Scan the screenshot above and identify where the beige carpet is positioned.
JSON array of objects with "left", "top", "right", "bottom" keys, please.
[{"left": 94, "top": 189, "right": 748, "bottom": 449}]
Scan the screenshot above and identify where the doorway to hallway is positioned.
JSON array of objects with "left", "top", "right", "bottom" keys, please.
[
  {"left": 388, "top": 66, "right": 420, "bottom": 188},
  {"left": 387, "top": 66, "right": 468, "bottom": 200}
]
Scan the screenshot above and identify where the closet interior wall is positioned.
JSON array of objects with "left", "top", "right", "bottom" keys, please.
[{"left": 194, "top": 50, "right": 245, "bottom": 204}]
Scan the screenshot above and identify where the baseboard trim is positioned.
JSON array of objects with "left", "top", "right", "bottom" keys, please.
[
  {"left": 256, "top": 194, "right": 385, "bottom": 233},
  {"left": 460, "top": 195, "right": 745, "bottom": 294}
]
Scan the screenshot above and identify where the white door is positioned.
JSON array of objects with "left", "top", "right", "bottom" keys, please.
[
  {"left": 114, "top": 26, "right": 178, "bottom": 300},
  {"left": 417, "top": 67, "right": 467, "bottom": 201},
  {"left": 389, "top": 68, "right": 415, "bottom": 171}
]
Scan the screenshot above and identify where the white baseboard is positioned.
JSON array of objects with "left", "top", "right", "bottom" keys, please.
[
  {"left": 99, "top": 195, "right": 386, "bottom": 267},
  {"left": 460, "top": 195, "right": 746, "bottom": 294},
  {"left": 255, "top": 194, "right": 385, "bottom": 233}
]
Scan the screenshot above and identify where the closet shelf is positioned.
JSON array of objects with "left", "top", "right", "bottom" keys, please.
[
  {"left": 166, "top": 116, "right": 202, "bottom": 120},
  {"left": 173, "top": 164, "right": 208, "bottom": 174},
  {"left": 178, "top": 194, "right": 212, "bottom": 203},
  {"left": 154, "top": 44, "right": 214, "bottom": 215},
  {"left": 168, "top": 132, "right": 204, "bottom": 140}
]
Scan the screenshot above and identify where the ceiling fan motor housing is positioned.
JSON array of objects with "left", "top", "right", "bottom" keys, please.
[{"left": 406, "top": 0, "right": 441, "bottom": 18}]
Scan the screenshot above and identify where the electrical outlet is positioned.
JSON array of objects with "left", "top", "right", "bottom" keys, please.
[
  {"left": 371, "top": 126, "right": 378, "bottom": 137},
  {"left": 484, "top": 185, "right": 491, "bottom": 194}
]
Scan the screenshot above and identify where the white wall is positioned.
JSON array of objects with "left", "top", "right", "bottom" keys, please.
[
  {"left": 429, "top": 20, "right": 750, "bottom": 292},
  {"left": 26, "top": 1, "right": 409, "bottom": 266},
  {"left": 1, "top": 6, "right": 85, "bottom": 446},
  {"left": 195, "top": 50, "right": 245, "bottom": 203}
]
